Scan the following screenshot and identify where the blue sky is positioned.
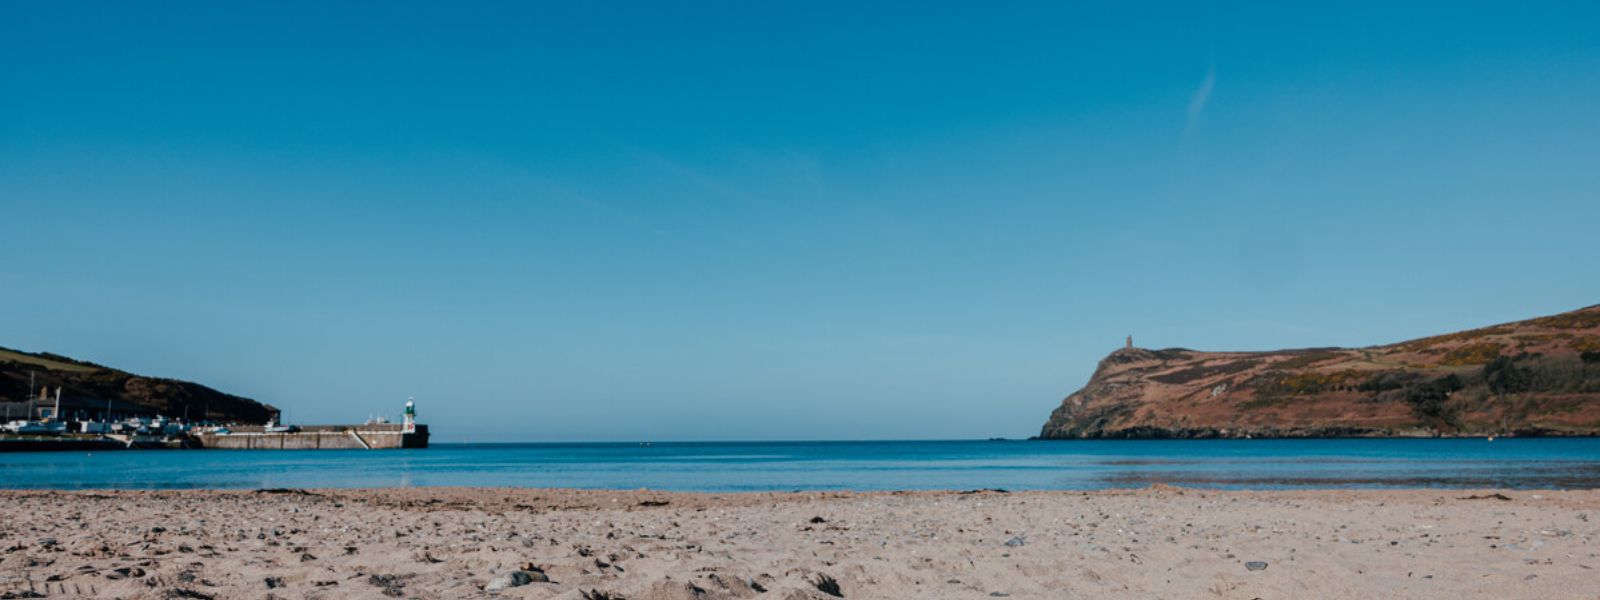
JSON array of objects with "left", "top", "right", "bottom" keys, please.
[{"left": 3, "top": 1, "right": 1597, "bottom": 441}]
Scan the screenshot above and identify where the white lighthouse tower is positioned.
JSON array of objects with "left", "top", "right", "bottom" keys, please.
[{"left": 402, "top": 397, "right": 417, "bottom": 434}]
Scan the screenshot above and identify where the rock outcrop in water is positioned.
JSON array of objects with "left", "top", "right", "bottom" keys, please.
[
  {"left": 0, "top": 346, "right": 275, "bottom": 423},
  {"left": 1039, "top": 305, "right": 1600, "bottom": 439}
]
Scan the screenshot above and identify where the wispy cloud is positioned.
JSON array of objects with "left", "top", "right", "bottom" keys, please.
[{"left": 1186, "top": 64, "right": 1216, "bottom": 135}]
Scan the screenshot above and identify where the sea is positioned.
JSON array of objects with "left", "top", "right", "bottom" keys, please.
[{"left": 3, "top": 438, "right": 1599, "bottom": 491}]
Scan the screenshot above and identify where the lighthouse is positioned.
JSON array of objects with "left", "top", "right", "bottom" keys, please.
[{"left": 402, "top": 398, "right": 417, "bottom": 434}]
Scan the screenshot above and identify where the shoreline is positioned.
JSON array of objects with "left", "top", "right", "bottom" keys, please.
[
  {"left": 1031, "top": 428, "right": 1600, "bottom": 440},
  {"left": 6, "top": 432, "right": 1600, "bottom": 454},
  {"left": 3, "top": 487, "right": 1596, "bottom": 599}
]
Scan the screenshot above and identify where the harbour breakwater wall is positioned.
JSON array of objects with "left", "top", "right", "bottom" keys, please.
[{"left": 191, "top": 424, "right": 429, "bottom": 450}]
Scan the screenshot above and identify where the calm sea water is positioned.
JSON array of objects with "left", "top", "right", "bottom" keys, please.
[{"left": 2, "top": 438, "right": 1599, "bottom": 491}]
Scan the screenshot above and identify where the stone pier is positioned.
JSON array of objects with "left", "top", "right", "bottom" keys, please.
[{"left": 191, "top": 423, "right": 428, "bottom": 450}]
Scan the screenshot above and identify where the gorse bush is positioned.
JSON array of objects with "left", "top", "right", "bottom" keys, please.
[
  {"left": 1529, "top": 311, "right": 1600, "bottom": 330},
  {"left": 1441, "top": 342, "right": 1505, "bottom": 366},
  {"left": 1571, "top": 336, "right": 1600, "bottom": 353},
  {"left": 1396, "top": 326, "right": 1513, "bottom": 353},
  {"left": 1251, "top": 370, "right": 1365, "bottom": 396}
]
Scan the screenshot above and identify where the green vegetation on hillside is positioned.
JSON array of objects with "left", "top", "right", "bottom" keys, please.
[{"left": 1, "top": 346, "right": 275, "bottom": 424}]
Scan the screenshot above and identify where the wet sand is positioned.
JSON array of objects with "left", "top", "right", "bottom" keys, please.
[{"left": 1, "top": 487, "right": 1596, "bottom": 599}]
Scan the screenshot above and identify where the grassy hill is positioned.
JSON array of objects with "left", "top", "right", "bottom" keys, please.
[
  {"left": 0, "top": 346, "right": 276, "bottom": 424},
  {"left": 1039, "top": 305, "right": 1600, "bottom": 438}
]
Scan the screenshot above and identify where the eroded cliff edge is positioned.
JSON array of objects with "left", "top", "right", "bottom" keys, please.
[{"left": 1039, "top": 305, "right": 1600, "bottom": 439}]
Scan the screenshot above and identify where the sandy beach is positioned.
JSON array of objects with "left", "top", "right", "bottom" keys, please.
[{"left": 0, "top": 487, "right": 1595, "bottom": 599}]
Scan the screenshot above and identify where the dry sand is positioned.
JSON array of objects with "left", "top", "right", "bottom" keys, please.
[{"left": 1, "top": 487, "right": 1596, "bottom": 599}]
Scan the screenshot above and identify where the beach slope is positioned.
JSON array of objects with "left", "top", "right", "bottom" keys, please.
[{"left": 1, "top": 487, "right": 1595, "bottom": 599}]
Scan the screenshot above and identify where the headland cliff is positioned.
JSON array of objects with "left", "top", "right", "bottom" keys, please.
[{"left": 1039, "top": 305, "right": 1600, "bottom": 438}]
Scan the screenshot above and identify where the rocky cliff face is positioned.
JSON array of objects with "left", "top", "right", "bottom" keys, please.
[
  {"left": 0, "top": 346, "right": 276, "bottom": 424},
  {"left": 1039, "top": 305, "right": 1600, "bottom": 438}
]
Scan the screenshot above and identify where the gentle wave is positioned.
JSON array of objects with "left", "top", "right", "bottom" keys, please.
[{"left": 3, "top": 438, "right": 1600, "bottom": 491}]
